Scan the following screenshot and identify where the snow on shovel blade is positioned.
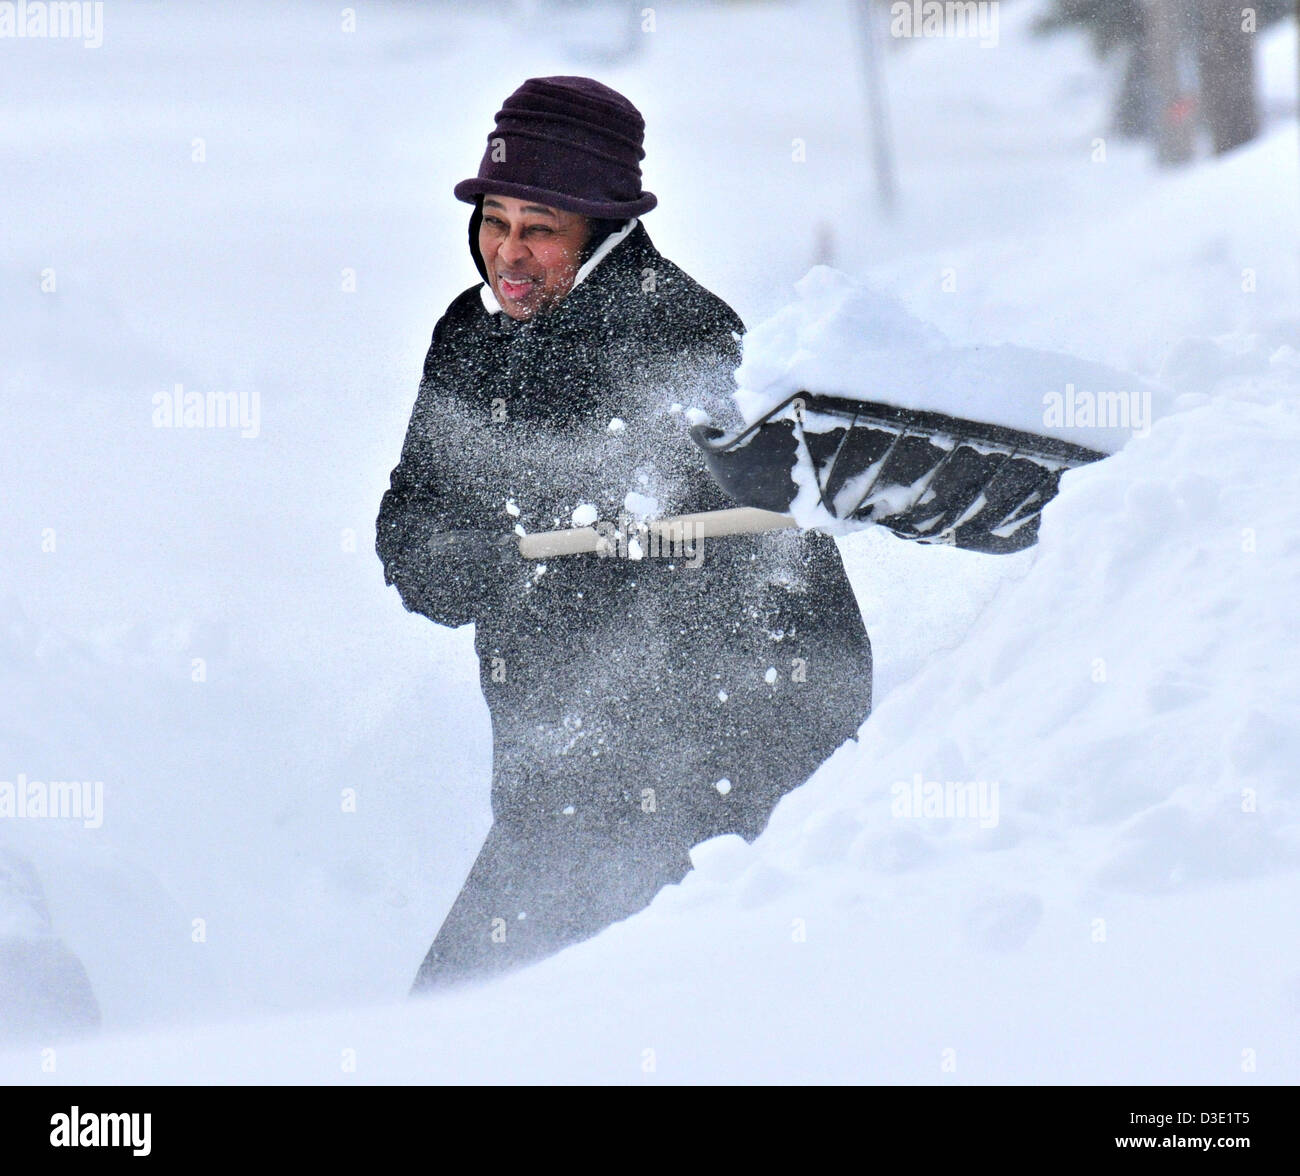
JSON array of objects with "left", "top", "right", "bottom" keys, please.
[{"left": 690, "top": 392, "right": 1107, "bottom": 553}]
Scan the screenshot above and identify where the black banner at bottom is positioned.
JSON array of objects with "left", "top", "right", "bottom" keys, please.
[{"left": 0, "top": 1084, "right": 1289, "bottom": 1162}]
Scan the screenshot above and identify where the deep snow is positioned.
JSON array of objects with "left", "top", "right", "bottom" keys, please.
[{"left": 2, "top": 0, "right": 1298, "bottom": 1082}]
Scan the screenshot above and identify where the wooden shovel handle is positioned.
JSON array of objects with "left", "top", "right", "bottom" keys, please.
[{"left": 517, "top": 507, "right": 795, "bottom": 560}]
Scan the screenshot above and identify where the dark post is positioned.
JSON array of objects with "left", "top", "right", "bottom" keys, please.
[
  {"left": 1196, "top": 0, "right": 1260, "bottom": 154},
  {"left": 854, "top": 0, "right": 898, "bottom": 213}
]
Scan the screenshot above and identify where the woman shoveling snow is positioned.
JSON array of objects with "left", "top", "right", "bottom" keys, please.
[{"left": 377, "top": 77, "right": 873, "bottom": 993}]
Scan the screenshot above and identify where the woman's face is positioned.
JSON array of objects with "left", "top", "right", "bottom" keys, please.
[{"left": 478, "top": 195, "right": 591, "bottom": 320}]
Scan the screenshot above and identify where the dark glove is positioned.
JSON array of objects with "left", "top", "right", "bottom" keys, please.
[
  {"left": 425, "top": 528, "right": 519, "bottom": 565},
  {"left": 428, "top": 527, "right": 522, "bottom": 583},
  {"left": 400, "top": 529, "right": 523, "bottom": 626}
]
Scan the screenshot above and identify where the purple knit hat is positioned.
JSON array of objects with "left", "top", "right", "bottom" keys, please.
[{"left": 454, "top": 76, "right": 657, "bottom": 218}]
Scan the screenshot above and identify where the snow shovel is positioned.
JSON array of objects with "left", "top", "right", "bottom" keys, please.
[{"left": 517, "top": 391, "right": 1106, "bottom": 559}]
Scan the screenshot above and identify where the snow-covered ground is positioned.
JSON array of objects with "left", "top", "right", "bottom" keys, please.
[{"left": 2, "top": 0, "right": 1297, "bottom": 1081}]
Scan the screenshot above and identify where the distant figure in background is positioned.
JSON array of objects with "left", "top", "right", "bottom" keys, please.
[{"left": 377, "top": 77, "right": 872, "bottom": 993}]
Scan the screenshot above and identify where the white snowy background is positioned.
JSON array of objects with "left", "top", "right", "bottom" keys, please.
[{"left": 2, "top": 0, "right": 1297, "bottom": 1082}]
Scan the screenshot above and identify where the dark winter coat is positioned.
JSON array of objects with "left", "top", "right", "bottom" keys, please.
[{"left": 377, "top": 221, "right": 872, "bottom": 989}]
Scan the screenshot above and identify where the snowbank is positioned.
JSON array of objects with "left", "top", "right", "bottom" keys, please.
[
  {"left": 6, "top": 367, "right": 1297, "bottom": 1083},
  {"left": 870, "top": 119, "right": 1300, "bottom": 380}
]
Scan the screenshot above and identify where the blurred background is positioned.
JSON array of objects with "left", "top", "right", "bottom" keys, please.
[{"left": 2, "top": 0, "right": 1297, "bottom": 1048}]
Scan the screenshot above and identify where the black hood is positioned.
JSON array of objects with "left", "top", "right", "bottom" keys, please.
[{"left": 468, "top": 201, "right": 489, "bottom": 284}]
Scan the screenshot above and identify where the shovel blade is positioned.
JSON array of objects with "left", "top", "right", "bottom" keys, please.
[{"left": 690, "top": 392, "right": 1105, "bottom": 552}]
